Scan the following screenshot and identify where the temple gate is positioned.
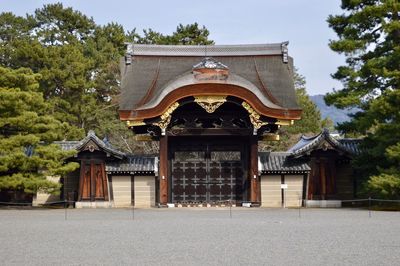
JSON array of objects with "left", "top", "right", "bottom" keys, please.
[{"left": 119, "top": 43, "right": 302, "bottom": 205}]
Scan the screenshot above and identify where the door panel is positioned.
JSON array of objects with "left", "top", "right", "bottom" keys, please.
[
  {"left": 79, "top": 160, "right": 108, "bottom": 201},
  {"left": 171, "top": 145, "right": 244, "bottom": 203},
  {"left": 94, "top": 163, "right": 104, "bottom": 198},
  {"left": 81, "top": 163, "right": 91, "bottom": 200}
]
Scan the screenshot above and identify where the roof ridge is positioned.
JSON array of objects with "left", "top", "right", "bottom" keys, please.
[
  {"left": 126, "top": 43, "right": 289, "bottom": 57},
  {"left": 75, "top": 131, "right": 125, "bottom": 159}
]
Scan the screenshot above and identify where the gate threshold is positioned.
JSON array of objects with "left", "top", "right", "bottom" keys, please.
[{"left": 162, "top": 202, "right": 259, "bottom": 208}]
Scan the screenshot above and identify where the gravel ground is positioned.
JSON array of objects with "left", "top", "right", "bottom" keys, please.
[{"left": 0, "top": 207, "right": 399, "bottom": 266}]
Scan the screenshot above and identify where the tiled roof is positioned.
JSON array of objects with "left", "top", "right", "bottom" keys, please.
[
  {"left": 54, "top": 131, "right": 157, "bottom": 174},
  {"left": 120, "top": 43, "right": 299, "bottom": 112},
  {"left": 54, "top": 141, "right": 80, "bottom": 151},
  {"left": 54, "top": 131, "right": 125, "bottom": 159},
  {"left": 288, "top": 129, "right": 361, "bottom": 158},
  {"left": 105, "top": 156, "right": 157, "bottom": 174},
  {"left": 258, "top": 152, "right": 310, "bottom": 174},
  {"left": 338, "top": 138, "right": 362, "bottom": 155}
]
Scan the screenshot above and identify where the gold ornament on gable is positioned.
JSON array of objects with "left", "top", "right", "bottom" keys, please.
[{"left": 194, "top": 95, "right": 227, "bottom": 113}]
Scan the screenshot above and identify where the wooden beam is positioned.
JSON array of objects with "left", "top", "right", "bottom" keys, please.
[
  {"left": 102, "top": 163, "right": 108, "bottom": 201},
  {"left": 276, "top": 119, "right": 294, "bottom": 126},
  {"left": 166, "top": 128, "right": 253, "bottom": 136},
  {"left": 261, "top": 133, "right": 280, "bottom": 141},
  {"left": 78, "top": 161, "right": 85, "bottom": 201},
  {"left": 90, "top": 162, "right": 95, "bottom": 201},
  {"left": 159, "top": 136, "right": 168, "bottom": 204},
  {"left": 320, "top": 159, "right": 326, "bottom": 200},
  {"left": 131, "top": 175, "right": 135, "bottom": 206},
  {"left": 249, "top": 136, "right": 259, "bottom": 202},
  {"left": 108, "top": 174, "right": 114, "bottom": 201}
]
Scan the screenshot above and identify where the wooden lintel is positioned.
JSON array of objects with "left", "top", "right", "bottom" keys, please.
[
  {"left": 167, "top": 128, "right": 253, "bottom": 136},
  {"left": 276, "top": 119, "right": 294, "bottom": 126},
  {"left": 135, "top": 135, "right": 153, "bottom": 141},
  {"left": 261, "top": 134, "right": 280, "bottom": 141},
  {"left": 127, "top": 120, "right": 145, "bottom": 127}
]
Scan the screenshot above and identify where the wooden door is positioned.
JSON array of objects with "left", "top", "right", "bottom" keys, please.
[
  {"left": 170, "top": 139, "right": 244, "bottom": 204},
  {"left": 79, "top": 160, "right": 108, "bottom": 201}
]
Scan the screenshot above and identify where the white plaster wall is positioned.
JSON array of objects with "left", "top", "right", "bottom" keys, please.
[
  {"left": 112, "top": 176, "right": 132, "bottom": 208},
  {"left": 134, "top": 176, "right": 155, "bottom": 208},
  {"left": 261, "top": 175, "right": 281, "bottom": 207},
  {"left": 284, "top": 175, "right": 303, "bottom": 207}
]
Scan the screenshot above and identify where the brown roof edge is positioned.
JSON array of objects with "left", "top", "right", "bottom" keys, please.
[{"left": 119, "top": 84, "right": 302, "bottom": 121}]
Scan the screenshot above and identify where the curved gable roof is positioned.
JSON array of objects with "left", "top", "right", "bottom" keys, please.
[
  {"left": 288, "top": 129, "right": 361, "bottom": 158},
  {"left": 119, "top": 43, "right": 300, "bottom": 120},
  {"left": 56, "top": 131, "right": 125, "bottom": 159}
]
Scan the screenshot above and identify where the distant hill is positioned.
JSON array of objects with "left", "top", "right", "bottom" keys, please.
[{"left": 309, "top": 94, "right": 358, "bottom": 125}]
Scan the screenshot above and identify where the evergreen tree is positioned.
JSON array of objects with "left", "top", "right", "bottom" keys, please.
[
  {"left": 0, "top": 4, "right": 214, "bottom": 153},
  {"left": 0, "top": 67, "right": 79, "bottom": 195},
  {"left": 127, "top": 23, "right": 214, "bottom": 45},
  {"left": 327, "top": 0, "right": 400, "bottom": 198},
  {"left": 0, "top": 4, "right": 124, "bottom": 138}
]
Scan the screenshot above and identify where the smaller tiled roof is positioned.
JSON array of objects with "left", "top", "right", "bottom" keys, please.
[
  {"left": 288, "top": 129, "right": 361, "bottom": 158},
  {"left": 338, "top": 138, "right": 362, "bottom": 155},
  {"left": 54, "top": 131, "right": 157, "bottom": 175},
  {"left": 258, "top": 152, "right": 310, "bottom": 174},
  {"left": 106, "top": 156, "right": 157, "bottom": 174},
  {"left": 54, "top": 131, "right": 125, "bottom": 159},
  {"left": 54, "top": 141, "right": 80, "bottom": 151}
]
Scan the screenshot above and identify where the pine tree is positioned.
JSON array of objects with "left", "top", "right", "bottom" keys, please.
[
  {"left": 327, "top": 0, "right": 400, "bottom": 198},
  {"left": 0, "top": 4, "right": 124, "bottom": 138},
  {"left": 127, "top": 23, "right": 214, "bottom": 45},
  {"left": 0, "top": 5, "right": 215, "bottom": 153},
  {"left": 0, "top": 67, "right": 79, "bottom": 195}
]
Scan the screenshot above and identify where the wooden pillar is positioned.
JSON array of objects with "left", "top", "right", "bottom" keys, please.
[
  {"left": 78, "top": 161, "right": 85, "bottom": 201},
  {"left": 308, "top": 159, "right": 315, "bottom": 200},
  {"left": 320, "top": 159, "right": 326, "bottom": 200},
  {"left": 101, "top": 163, "right": 109, "bottom": 201},
  {"left": 249, "top": 136, "right": 259, "bottom": 202},
  {"left": 159, "top": 136, "right": 168, "bottom": 204}
]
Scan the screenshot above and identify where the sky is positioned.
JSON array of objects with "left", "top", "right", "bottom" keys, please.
[{"left": 0, "top": 0, "right": 345, "bottom": 95}]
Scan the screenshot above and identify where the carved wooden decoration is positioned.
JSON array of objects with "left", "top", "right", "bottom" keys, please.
[
  {"left": 241, "top": 102, "right": 268, "bottom": 133},
  {"left": 318, "top": 141, "right": 334, "bottom": 151},
  {"left": 83, "top": 140, "right": 100, "bottom": 153},
  {"left": 160, "top": 102, "right": 180, "bottom": 121},
  {"left": 153, "top": 102, "right": 180, "bottom": 134},
  {"left": 194, "top": 95, "right": 226, "bottom": 113},
  {"left": 192, "top": 58, "right": 229, "bottom": 81},
  {"left": 154, "top": 116, "right": 172, "bottom": 131}
]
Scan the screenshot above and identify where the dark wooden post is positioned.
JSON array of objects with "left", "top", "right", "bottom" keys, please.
[
  {"left": 78, "top": 161, "right": 84, "bottom": 201},
  {"left": 90, "top": 161, "right": 95, "bottom": 201},
  {"left": 249, "top": 136, "right": 259, "bottom": 202},
  {"left": 320, "top": 158, "right": 326, "bottom": 200},
  {"left": 159, "top": 136, "right": 168, "bottom": 204},
  {"left": 308, "top": 160, "right": 315, "bottom": 200},
  {"left": 101, "top": 163, "right": 109, "bottom": 201}
]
